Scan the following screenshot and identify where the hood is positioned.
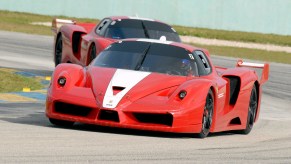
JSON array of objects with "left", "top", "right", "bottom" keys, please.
[{"left": 87, "top": 67, "right": 187, "bottom": 109}]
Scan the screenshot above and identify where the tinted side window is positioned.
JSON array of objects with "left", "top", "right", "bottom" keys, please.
[
  {"left": 96, "top": 19, "right": 111, "bottom": 36},
  {"left": 143, "top": 21, "right": 181, "bottom": 42},
  {"left": 193, "top": 50, "right": 212, "bottom": 75},
  {"left": 104, "top": 19, "right": 146, "bottom": 39},
  {"left": 93, "top": 41, "right": 150, "bottom": 70}
]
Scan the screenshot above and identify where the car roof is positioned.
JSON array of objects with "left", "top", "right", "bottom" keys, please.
[
  {"left": 107, "top": 16, "right": 165, "bottom": 24},
  {"left": 121, "top": 38, "right": 207, "bottom": 53}
]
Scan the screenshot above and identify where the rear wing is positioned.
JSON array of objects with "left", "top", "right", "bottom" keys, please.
[
  {"left": 236, "top": 59, "right": 269, "bottom": 85},
  {"left": 51, "top": 18, "right": 76, "bottom": 34}
]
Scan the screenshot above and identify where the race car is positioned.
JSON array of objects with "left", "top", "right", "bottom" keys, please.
[
  {"left": 46, "top": 38, "right": 269, "bottom": 138},
  {"left": 51, "top": 16, "right": 181, "bottom": 66}
]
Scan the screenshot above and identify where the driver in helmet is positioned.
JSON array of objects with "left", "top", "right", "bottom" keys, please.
[
  {"left": 168, "top": 59, "right": 193, "bottom": 76},
  {"left": 179, "top": 59, "right": 193, "bottom": 76}
]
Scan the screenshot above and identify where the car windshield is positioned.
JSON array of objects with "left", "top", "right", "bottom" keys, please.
[
  {"left": 104, "top": 19, "right": 181, "bottom": 42},
  {"left": 93, "top": 41, "right": 198, "bottom": 76}
]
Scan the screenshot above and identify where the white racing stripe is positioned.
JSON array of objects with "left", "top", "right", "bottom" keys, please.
[
  {"left": 137, "top": 38, "right": 172, "bottom": 44},
  {"left": 128, "top": 16, "right": 154, "bottom": 21},
  {"left": 103, "top": 69, "right": 151, "bottom": 109}
]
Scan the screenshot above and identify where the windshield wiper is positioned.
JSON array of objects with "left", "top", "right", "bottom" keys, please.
[
  {"left": 135, "top": 44, "right": 151, "bottom": 70},
  {"left": 141, "top": 21, "right": 150, "bottom": 38}
]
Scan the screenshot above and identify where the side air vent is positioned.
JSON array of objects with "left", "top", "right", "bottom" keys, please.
[
  {"left": 72, "top": 32, "right": 84, "bottom": 54},
  {"left": 229, "top": 117, "right": 241, "bottom": 125},
  {"left": 224, "top": 76, "right": 241, "bottom": 105}
]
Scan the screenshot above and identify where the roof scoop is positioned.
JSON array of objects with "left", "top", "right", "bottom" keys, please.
[{"left": 159, "top": 36, "right": 167, "bottom": 42}]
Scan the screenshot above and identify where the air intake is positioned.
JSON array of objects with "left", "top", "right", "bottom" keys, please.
[
  {"left": 54, "top": 102, "right": 92, "bottom": 117},
  {"left": 98, "top": 110, "right": 119, "bottom": 122},
  {"left": 229, "top": 117, "right": 241, "bottom": 125},
  {"left": 112, "top": 86, "right": 125, "bottom": 95},
  {"left": 133, "top": 113, "right": 173, "bottom": 126}
]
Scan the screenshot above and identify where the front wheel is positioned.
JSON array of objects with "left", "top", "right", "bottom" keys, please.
[
  {"left": 55, "top": 35, "right": 63, "bottom": 66},
  {"left": 196, "top": 90, "right": 214, "bottom": 138},
  {"left": 238, "top": 85, "right": 258, "bottom": 134},
  {"left": 49, "top": 118, "right": 74, "bottom": 127}
]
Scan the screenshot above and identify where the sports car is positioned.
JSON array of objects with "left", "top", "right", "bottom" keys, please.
[
  {"left": 46, "top": 38, "right": 269, "bottom": 138},
  {"left": 51, "top": 16, "right": 181, "bottom": 66}
]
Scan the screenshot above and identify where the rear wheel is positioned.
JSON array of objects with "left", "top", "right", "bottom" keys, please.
[
  {"left": 238, "top": 85, "right": 258, "bottom": 134},
  {"left": 88, "top": 44, "right": 96, "bottom": 65},
  {"left": 196, "top": 90, "right": 214, "bottom": 138},
  {"left": 49, "top": 118, "right": 74, "bottom": 127},
  {"left": 55, "top": 35, "right": 63, "bottom": 66}
]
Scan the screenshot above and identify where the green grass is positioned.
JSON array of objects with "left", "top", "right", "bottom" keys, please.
[
  {"left": 0, "top": 10, "right": 98, "bottom": 35},
  {"left": 0, "top": 70, "right": 43, "bottom": 92},
  {"left": 174, "top": 26, "right": 291, "bottom": 47},
  {"left": 191, "top": 43, "right": 291, "bottom": 64}
]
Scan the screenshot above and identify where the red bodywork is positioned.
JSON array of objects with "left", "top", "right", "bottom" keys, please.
[
  {"left": 46, "top": 40, "right": 269, "bottom": 134},
  {"left": 52, "top": 16, "right": 180, "bottom": 66}
]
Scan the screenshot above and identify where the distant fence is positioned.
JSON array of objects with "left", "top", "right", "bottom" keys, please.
[{"left": 1, "top": 0, "right": 290, "bottom": 35}]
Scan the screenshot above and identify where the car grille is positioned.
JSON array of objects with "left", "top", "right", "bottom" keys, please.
[
  {"left": 54, "top": 102, "right": 92, "bottom": 117},
  {"left": 98, "top": 110, "right": 120, "bottom": 122},
  {"left": 132, "top": 113, "right": 173, "bottom": 126}
]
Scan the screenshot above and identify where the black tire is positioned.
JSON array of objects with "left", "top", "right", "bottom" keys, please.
[
  {"left": 88, "top": 44, "right": 96, "bottom": 64},
  {"left": 55, "top": 35, "right": 63, "bottom": 66},
  {"left": 49, "top": 118, "right": 74, "bottom": 127},
  {"left": 238, "top": 85, "right": 258, "bottom": 134},
  {"left": 196, "top": 90, "right": 214, "bottom": 138}
]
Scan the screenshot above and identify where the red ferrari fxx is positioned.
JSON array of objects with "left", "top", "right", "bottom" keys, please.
[
  {"left": 51, "top": 16, "right": 181, "bottom": 66},
  {"left": 46, "top": 38, "right": 269, "bottom": 138}
]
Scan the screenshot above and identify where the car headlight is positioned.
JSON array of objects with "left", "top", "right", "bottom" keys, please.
[
  {"left": 178, "top": 90, "right": 187, "bottom": 100},
  {"left": 58, "top": 77, "right": 66, "bottom": 86}
]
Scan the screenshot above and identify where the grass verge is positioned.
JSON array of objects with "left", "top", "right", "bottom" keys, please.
[
  {"left": 0, "top": 10, "right": 98, "bottom": 35},
  {"left": 174, "top": 26, "right": 291, "bottom": 47},
  {"left": 191, "top": 43, "right": 291, "bottom": 64},
  {"left": 0, "top": 69, "right": 43, "bottom": 92}
]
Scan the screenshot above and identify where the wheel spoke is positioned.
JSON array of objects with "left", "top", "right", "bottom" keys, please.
[
  {"left": 202, "top": 116, "right": 206, "bottom": 129},
  {"left": 249, "top": 88, "right": 257, "bottom": 126},
  {"left": 250, "top": 102, "right": 256, "bottom": 108},
  {"left": 197, "top": 91, "right": 215, "bottom": 138},
  {"left": 202, "top": 95, "right": 213, "bottom": 130},
  {"left": 206, "top": 99, "right": 213, "bottom": 110}
]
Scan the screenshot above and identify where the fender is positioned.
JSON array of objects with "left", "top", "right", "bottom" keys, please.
[
  {"left": 83, "top": 38, "right": 115, "bottom": 65},
  {"left": 168, "top": 78, "right": 214, "bottom": 108},
  {"left": 59, "top": 24, "right": 88, "bottom": 47},
  {"left": 221, "top": 67, "right": 258, "bottom": 91},
  {"left": 91, "top": 37, "right": 116, "bottom": 56},
  {"left": 167, "top": 78, "right": 216, "bottom": 130},
  {"left": 52, "top": 63, "right": 85, "bottom": 90}
]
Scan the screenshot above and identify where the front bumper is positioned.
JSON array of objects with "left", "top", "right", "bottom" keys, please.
[{"left": 46, "top": 88, "right": 204, "bottom": 133}]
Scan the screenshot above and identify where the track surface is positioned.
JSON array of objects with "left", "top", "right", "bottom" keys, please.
[{"left": 1, "top": 31, "right": 291, "bottom": 163}]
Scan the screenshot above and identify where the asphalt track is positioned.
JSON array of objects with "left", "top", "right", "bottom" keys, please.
[{"left": 0, "top": 31, "right": 291, "bottom": 163}]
